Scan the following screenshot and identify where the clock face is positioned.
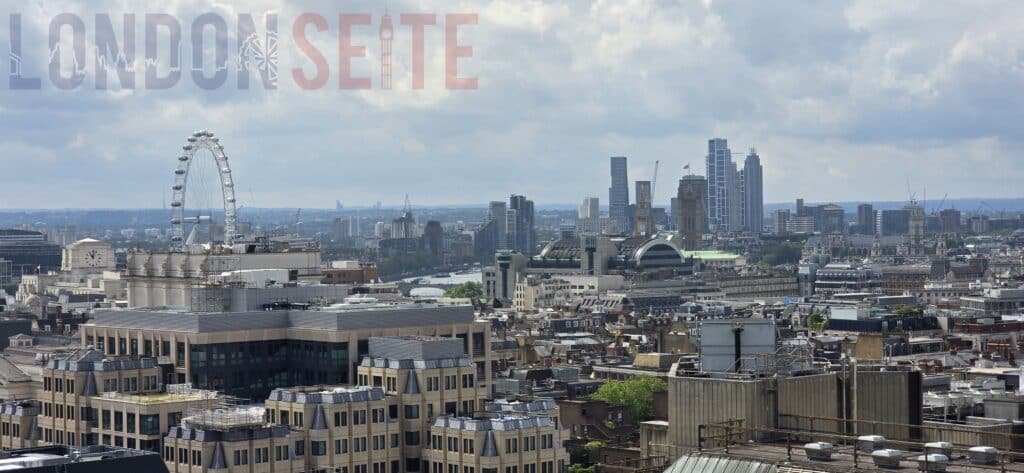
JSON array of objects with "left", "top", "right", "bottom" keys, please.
[{"left": 85, "top": 249, "right": 104, "bottom": 267}]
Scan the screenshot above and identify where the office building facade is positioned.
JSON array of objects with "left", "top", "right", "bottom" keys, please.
[
  {"left": 856, "top": 204, "right": 875, "bottom": 235},
  {"left": 706, "top": 139, "right": 763, "bottom": 232},
  {"left": 742, "top": 149, "right": 763, "bottom": 232},
  {"left": 608, "top": 157, "right": 630, "bottom": 234},
  {"left": 79, "top": 304, "right": 492, "bottom": 401}
]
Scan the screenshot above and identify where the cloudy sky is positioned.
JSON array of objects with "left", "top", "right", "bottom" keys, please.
[{"left": 2, "top": 0, "right": 1023, "bottom": 209}]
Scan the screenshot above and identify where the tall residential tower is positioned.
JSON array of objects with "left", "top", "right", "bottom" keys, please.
[{"left": 742, "top": 149, "right": 764, "bottom": 232}]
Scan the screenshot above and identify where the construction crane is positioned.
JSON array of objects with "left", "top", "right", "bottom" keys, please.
[
  {"left": 931, "top": 193, "right": 948, "bottom": 215},
  {"left": 651, "top": 160, "right": 659, "bottom": 200},
  {"left": 906, "top": 177, "right": 917, "bottom": 205},
  {"left": 980, "top": 201, "right": 1006, "bottom": 218}
]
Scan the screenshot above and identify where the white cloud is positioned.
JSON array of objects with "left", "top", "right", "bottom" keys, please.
[{"left": 2, "top": 0, "right": 1024, "bottom": 209}]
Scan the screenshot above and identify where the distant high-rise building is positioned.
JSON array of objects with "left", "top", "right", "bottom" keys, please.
[
  {"left": 857, "top": 204, "right": 875, "bottom": 235},
  {"left": 878, "top": 209, "right": 911, "bottom": 236},
  {"left": 472, "top": 219, "right": 498, "bottom": 262},
  {"left": 634, "top": 180, "right": 654, "bottom": 237},
  {"left": 706, "top": 139, "right": 730, "bottom": 231},
  {"left": 796, "top": 198, "right": 805, "bottom": 217},
  {"left": 817, "top": 204, "right": 846, "bottom": 234},
  {"left": 608, "top": 157, "right": 630, "bottom": 233},
  {"left": 423, "top": 220, "right": 443, "bottom": 265},
  {"left": 577, "top": 197, "right": 607, "bottom": 236},
  {"left": 742, "top": 149, "right": 764, "bottom": 232},
  {"left": 391, "top": 211, "right": 417, "bottom": 238},
  {"left": 488, "top": 201, "right": 507, "bottom": 250},
  {"left": 707, "top": 139, "right": 766, "bottom": 232},
  {"left": 773, "top": 209, "right": 790, "bottom": 236},
  {"left": 579, "top": 197, "right": 600, "bottom": 220},
  {"left": 728, "top": 161, "right": 743, "bottom": 230},
  {"left": 331, "top": 217, "right": 350, "bottom": 240},
  {"left": 507, "top": 195, "right": 536, "bottom": 255},
  {"left": 676, "top": 174, "right": 707, "bottom": 250},
  {"left": 939, "top": 208, "right": 962, "bottom": 234}
]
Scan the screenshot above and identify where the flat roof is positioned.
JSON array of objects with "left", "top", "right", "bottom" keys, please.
[
  {"left": 89, "top": 304, "right": 476, "bottom": 333},
  {"left": 681, "top": 251, "right": 740, "bottom": 260}
]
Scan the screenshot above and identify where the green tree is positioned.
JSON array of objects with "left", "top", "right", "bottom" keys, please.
[
  {"left": 569, "top": 465, "right": 595, "bottom": 473},
  {"left": 443, "top": 281, "right": 484, "bottom": 301},
  {"left": 808, "top": 311, "right": 827, "bottom": 332},
  {"left": 589, "top": 375, "right": 667, "bottom": 425},
  {"left": 893, "top": 304, "right": 923, "bottom": 316},
  {"left": 761, "top": 242, "right": 803, "bottom": 266}
]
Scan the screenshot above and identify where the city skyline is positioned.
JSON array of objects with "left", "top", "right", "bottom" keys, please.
[{"left": 3, "top": 0, "right": 1024, "bottom": 208}]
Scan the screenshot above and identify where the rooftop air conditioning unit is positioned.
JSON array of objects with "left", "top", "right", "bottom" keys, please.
[
  {"left": 803, "top": 442, "right": 834, "bottom": 461},
  {"left": 924, "top": 442, "right": 952, "bottom": 458},
  {"left": 858, "top": 435, "right": 886, "bottom": 453},
  {"left": 872, "top": 449, "right": 904, "bottom": 469},
  {"left": 915, "top": 454, "right": 948, "bottom": 473},
  {"left": 968, "top": 446, "right": 998, "bottom": 465}
]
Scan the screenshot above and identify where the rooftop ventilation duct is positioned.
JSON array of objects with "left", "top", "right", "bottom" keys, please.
[{"left": 803, "top": 442, "right": 833, "bottom": 461}]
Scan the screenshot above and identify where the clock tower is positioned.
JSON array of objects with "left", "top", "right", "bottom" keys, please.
[{"left": 62, "top": 238, "right": 116, "bottom": 276}]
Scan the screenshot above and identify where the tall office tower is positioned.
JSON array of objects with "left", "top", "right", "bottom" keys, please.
[
  {"left": 796, "top": 198, "right": 805, "bottom": 217},
  {"left": 677, "top": 173, "right": 708, "bottom": 250},
  {"left": 706, "top": 138, "right": 739, "bottom": 231},
  {"left": 579, "top": 197, "right": 600, "bottom": 219},
  {"left": 878, "top": 209, "right": 911, "bottom": 236},
  {"left": 727, "top": 161, "right": 743, "bottom": 230},
  {"left": 609, "top": 156, "right": 630, "bottom": 233},
  {"left": 488, "top": 201, "right": 507, "bottom": 250},
  {"left": 634, "top": 180, "right": 654, "bottom": 237},
  {"left": 857, "top": 204, "right": 875, "bottom": 235},
  {"left": 742, "top": 149, "right": 764, "bottom": 232},
  {"left": 507, "top": 195, "right": 536, "bottom": 255}
]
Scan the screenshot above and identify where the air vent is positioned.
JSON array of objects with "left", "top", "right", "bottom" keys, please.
[
  {"left": 871, "top": 449, "right": 904, "bottom": 469},
  {"left": 915, "top": 454, "right": 948, "bottom": 473},
  {"left": 803, "top": 442, "right": 833, "bottom": 461},
  {"left": 968, "top": 446, "right": 998, "bottom": 465},
  {"left": 858, "top": 435, "right": 886, "bottom": 453}
]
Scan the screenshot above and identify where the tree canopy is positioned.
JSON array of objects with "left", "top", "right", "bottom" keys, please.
[
  {"left": 808, "top": 311, "right": 827, "bottom": 332},
  {"left": 589, "top": 375, "right": 667, "bottom": 425},
  {"left": 760, "top": 242, "right": 803, "bottom": 266},
  {"left": 893, "top": 304, "right": 923, "bottom": 316},
  {"left": 443, "top": 281, "right": 484, "bottom": 301}
]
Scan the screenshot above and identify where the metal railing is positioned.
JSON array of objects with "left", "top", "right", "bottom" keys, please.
[{"left": 697, "top": 417, "right": 1024, "bottom": 472}]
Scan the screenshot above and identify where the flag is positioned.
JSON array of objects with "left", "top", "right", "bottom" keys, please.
[{"left": 683, "top": 164, "right": 690, "bottom": 170}]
